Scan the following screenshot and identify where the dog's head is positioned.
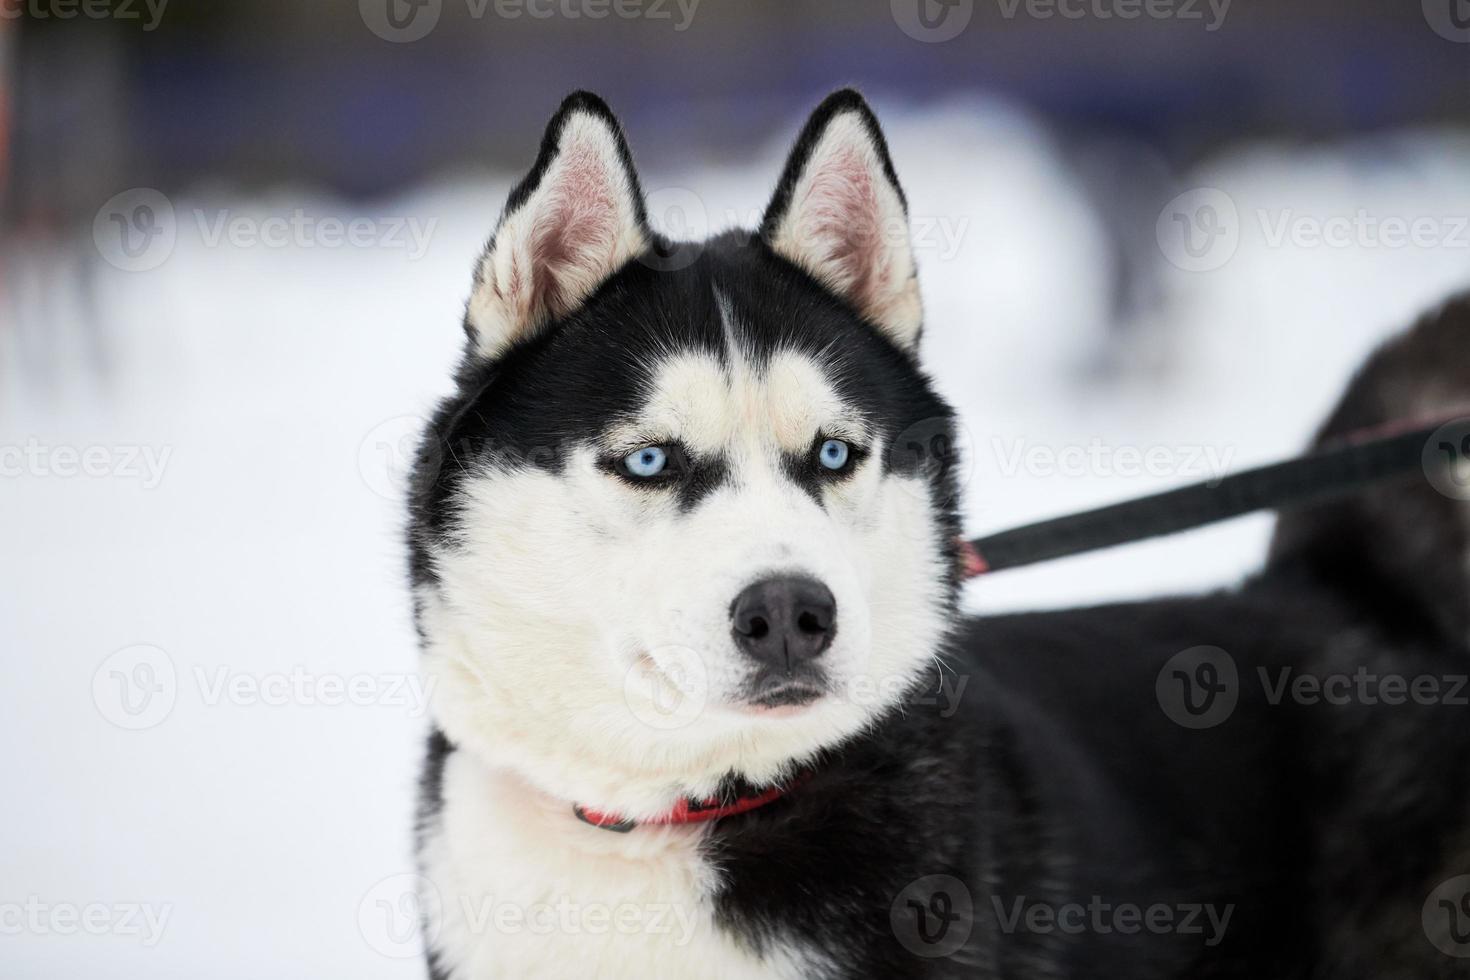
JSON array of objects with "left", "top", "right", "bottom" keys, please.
[{"left": 410, "top": 90, "right": 964, "bottom": 816}]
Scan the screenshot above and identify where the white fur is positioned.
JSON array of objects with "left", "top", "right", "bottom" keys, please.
[
  {"left": 420, "top": 752, "right": 823, "bottom": 979},
  {"left": 767, "top": 112, "right": 922, "bottom": 350},
  {"left": 466, "top": 111, "right": 649, "bottom": 360},
  {"left": 419, "top": 298, "right": 950, "bottom": 975}
]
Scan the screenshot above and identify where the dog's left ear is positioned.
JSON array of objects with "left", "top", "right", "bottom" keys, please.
[
  {"left": 760, "top": 90, "right": 922, "bottom": 352},
  {"left": 465, "top": 91, "right": 650, "bottom": 360}
]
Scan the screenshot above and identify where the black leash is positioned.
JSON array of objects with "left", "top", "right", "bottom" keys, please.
[{"left": 960, "top": 417, "right": 1464, "bottom": 578}]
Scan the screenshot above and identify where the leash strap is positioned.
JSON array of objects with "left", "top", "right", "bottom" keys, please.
[{"left": 963, "top": 420, "right": 1455, "bottom": 577}]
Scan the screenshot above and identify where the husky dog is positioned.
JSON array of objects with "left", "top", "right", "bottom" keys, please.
[{"left": 407, "top": 89, "right": 1470, "bottom": 978}]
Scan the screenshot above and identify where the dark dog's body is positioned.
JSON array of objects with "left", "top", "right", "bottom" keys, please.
[
  {"left": 709, "top": 584, "right": 1469, "bottom": 977},
  {"left": 410, "top": 89, "right": 1470, "bottom": 977},
  {"left": 702, "top": 305, "right": 1470, "bottom": 978}
]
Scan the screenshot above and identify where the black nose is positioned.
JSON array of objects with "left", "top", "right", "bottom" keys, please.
[{"left": 730, "top": 576, "right": 837, "bottom": 668}]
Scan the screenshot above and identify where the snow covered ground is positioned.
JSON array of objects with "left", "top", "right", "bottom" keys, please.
[{"left": 4, "top": 95, "right": 1470, "bottom": 977}]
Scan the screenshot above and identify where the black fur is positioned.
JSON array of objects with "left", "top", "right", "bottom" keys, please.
[{"left": 409, "top": 90, "right": 1470, "bottom": 978}]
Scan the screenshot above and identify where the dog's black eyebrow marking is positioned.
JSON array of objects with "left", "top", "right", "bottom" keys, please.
[
  {"left": 677, "top": 456, "right": 731, "bottom": 512},
  {"left": 783, "top": 453, "right": 827, "bottom": 506}
]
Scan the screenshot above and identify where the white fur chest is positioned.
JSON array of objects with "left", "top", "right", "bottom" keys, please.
[{"left": 420, "top": 752, "right": 812, "bottom": 980}]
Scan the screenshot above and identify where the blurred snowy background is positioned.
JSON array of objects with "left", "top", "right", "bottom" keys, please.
[{"left": 3, "top": 1, "right": 1470, "bottom": 976}]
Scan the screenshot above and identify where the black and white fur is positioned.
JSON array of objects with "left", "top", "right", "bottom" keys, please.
[{"left": 407, "top": 90, "right": 1470, "bottom": 978}]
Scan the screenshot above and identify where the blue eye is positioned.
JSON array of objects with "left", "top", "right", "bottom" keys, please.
[
  {"left": 818, "top": 439, "right": 850, "bottom": 471},
  {"left": 624, "top": 446, "right": 668, "bottom": 478}
]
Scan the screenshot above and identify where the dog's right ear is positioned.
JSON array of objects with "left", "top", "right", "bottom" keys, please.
[
  {"left": 465, "top": 92, "right": 650, "bottom": 360},
  {"left": 760, "top": 90, "right": 922, "bottom": 353}
]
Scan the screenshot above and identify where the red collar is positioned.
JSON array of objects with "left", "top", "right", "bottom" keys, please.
[{"left": 573, "top": 781, "right": 796, "bottom": 833}]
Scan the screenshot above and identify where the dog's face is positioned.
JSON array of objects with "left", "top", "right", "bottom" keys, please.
[{"left": 410, "top": 91, "right": 963, "bottom": 814}]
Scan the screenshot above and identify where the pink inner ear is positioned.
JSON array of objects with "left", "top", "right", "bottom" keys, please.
[
  {"left": 793, "top": 143, "right": 895, "bottom": 314},
  {"left": 527, "top": 139, "right": 623, "bottom": 319}
]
